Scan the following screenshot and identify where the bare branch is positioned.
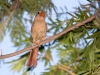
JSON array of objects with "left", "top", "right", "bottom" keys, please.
[{"left": 0, "top": 10, "right": 100, "bottom": 59}]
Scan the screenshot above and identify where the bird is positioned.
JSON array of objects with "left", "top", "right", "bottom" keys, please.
[{"left": 26, "top": 10, "right": 47, "bottom": 68}]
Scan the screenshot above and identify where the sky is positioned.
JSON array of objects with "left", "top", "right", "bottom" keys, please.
[{"left": 0, "top": 0, "right": 88, "bottom": 75}]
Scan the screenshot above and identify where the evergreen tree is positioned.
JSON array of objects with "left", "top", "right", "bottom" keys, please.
[{"left": 0, "top": 0, "right": 100, "bottom": 75}]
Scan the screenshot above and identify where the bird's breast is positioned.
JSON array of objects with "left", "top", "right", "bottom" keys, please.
[{"left": 32, "top": 21, "right": 47, "bottom": 33}]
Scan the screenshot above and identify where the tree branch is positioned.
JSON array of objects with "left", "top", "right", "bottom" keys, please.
[
  {"left": 0, "top": 0, "right": 18, "bottom": 32},
  {"left": 3, "top": 0, "right": 22, "bottom": 16},
  {"left": 0, "top": 10, "right": 100, "bottom": 59},
  {"left": 51, "top": 55, "right": 76, "bottom": 75},
  {"left": 56, "top": 64, "right": 75, "bottom": 75}
]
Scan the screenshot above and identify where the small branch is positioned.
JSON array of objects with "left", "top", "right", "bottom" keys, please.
[
  {"left": 56, "top": 64, "right": 75, "bottom": 75},
  {"left": 0, "top": 10, "right": 100, "bottom": 59},
  {"left": 50, "top": 55, "right": 75, "bottom": 75},
  {"left": 0, "top": 0, "right": 18, "bottom": 31},
  {"left": 3, "top": 0, "right": 22, "bottom": 16}
]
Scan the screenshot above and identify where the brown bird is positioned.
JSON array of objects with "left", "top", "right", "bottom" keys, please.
[{"left": 26, "top": 10, "right": 47, "bottom": 68}]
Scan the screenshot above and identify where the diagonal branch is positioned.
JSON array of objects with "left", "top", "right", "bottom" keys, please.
[
  {"left": 0, "top": 10, "right": 100, "bottom": 59},
  {"left": 56, "top": 64, "right": 75, "bottom": 75},
  {"left": 0, "top": 0, "right": 19, "bottom": 31}
]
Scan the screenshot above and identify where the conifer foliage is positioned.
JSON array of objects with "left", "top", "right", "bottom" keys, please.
[{"left": 0, "top": 0, "right": 100, "bottom": 75}]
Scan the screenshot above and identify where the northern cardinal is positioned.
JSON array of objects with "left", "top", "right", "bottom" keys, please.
[{"left": 27, "top": 10, "right": 47, "bottom": 68}]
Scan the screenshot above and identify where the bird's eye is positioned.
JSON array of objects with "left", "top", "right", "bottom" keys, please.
[{"left": 37, "top": 12, "right": 39, "bottom": 14}]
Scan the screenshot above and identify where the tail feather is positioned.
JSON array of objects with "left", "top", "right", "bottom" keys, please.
[
  {"left": 26, "top": 50, "right": 33, "bottom": 67},
  {"left": 26, "top": 48, "right": 38, "bottom": 68},
  {"left": 32, "top": 48, "right": 38, "bottom": 68}
]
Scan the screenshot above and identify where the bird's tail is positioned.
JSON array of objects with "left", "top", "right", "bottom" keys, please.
[{"left": 26, "top": 47, "right": 38, "bottom": 68}]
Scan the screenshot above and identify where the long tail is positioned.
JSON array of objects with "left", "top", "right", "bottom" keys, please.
[{"left": 26, "top": 47, "right": 38, "bottom": 68}]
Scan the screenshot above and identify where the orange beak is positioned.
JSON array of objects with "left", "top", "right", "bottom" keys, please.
[{"left": 40, "top": 11, "right": 45, "bottom": 17}]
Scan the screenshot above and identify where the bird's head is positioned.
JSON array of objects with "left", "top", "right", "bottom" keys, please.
[{"left": 36, "top": 10, "right": 45, "bottom": 17}]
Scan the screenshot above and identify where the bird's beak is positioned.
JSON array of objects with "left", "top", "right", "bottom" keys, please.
[{"left": 40, "top": 11, "right": 45, "bottom": 17}]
